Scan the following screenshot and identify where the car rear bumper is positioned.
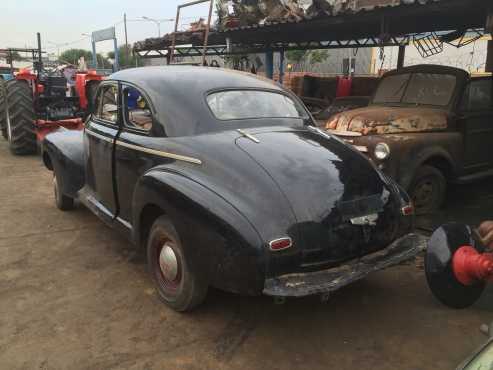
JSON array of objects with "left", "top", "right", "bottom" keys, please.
[{"left": 263, "top": 233, "right": 427, "bottom": 297}]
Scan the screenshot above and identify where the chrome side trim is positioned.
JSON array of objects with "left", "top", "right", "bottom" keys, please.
[
  {"left": 115, "top": 140, "right": 202, "bottom": 165},
  {"left": 85, "top": 129, "right": 202, "bottom": 165},
  {"left": 85, "top": 129, "right": 113, "bottom": 143}
]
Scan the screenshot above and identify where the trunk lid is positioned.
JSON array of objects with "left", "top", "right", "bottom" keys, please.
[{"left": 235, "top": 127, "right": 400, "bottom": 271}]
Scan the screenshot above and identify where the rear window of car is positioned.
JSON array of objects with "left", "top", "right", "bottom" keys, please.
[{"left": 207, "top": 90, "right": 305, "bottom": 121}]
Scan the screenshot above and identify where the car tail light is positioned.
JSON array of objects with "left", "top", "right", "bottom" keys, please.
[
  {"left": 269, "top": 237, "right": 292, "bottom": 251},
  {"left": 401, "top": 204, "right": 414, "bottom": 216}
]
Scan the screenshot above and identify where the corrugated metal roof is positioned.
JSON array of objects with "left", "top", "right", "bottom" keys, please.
[{"left": 218, "top": 0, "right": 442, "bottom": 33}]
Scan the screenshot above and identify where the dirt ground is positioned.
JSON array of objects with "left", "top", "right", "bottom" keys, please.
[{"left": 0, "top": 139, "right": 492, "bottom": 370}]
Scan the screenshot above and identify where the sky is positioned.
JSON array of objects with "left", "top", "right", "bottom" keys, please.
[{"left": 0, "top": 0, "right": 213, "bottom": 55}]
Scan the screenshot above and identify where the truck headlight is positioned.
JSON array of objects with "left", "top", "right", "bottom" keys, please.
[{"left": 374, "top": 143, "right": 390, "bottom": 160}]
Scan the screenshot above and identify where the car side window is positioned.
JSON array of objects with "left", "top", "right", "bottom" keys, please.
[
  {"left": 95, "top": 84, "right": 118, "bottom": 124},
  {"left": 464, "top": 79, "right": 492, "bottom": 112},
  {"left": 122, "top": 84, "right": 152, "bottom": 131}
]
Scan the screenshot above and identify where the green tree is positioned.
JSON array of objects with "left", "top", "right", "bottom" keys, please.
[
  {"left": 310, "top": 49, "right": 329, "bottom": 64},
  {"left": 107, "top": 44, "right": 139, "bottom": 68},
  {"left": 286, "top": 49, "right": 307, "bottom": 64},
  {"left": 59, "top": 49, "right": 92, "bottom": 65},
  {"left": 58, "top": 48, "right": 110, "bottom": 69}
]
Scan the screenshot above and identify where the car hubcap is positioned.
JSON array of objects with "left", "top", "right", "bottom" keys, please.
[{"left": 159, "top": 243, "right": 179, "bottom": 282}]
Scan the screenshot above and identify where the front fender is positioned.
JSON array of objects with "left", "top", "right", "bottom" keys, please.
[
  {"left": 400, "top": 145, "right": 456, "bottom": 189},
  {"left": 42, "top": 129, "right": 85, "bottom": 197},
  {"left": 132, "top": 168, "right": 266, "bottom": 295}
]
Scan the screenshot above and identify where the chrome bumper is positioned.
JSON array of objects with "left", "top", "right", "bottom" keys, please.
[{"left": 263, "top": 233, "right": 427, "bottom": 297}]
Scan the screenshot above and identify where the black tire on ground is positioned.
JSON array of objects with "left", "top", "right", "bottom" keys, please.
[
  {"left": 5, "top": 80, "right": 37, "bottom": 155},
  {"left": 147, "top": 215, "right": 208, "bottom": 312},
  {"left": 409, "top": 165, "right": 447, "bottom": 215},
  {"left": 53, "top": 172, "right": 74, "bottom": 211},
  {"left": 0, "top": 79, "right": 7, "bottom": 140}
]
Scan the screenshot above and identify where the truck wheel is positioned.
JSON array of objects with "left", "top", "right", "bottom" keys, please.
[
  {"left": 53, "top": 173, "right": 74, "bottom": 211},
  {"left": 5, "top": 80, "right": 37, "bottom": 155},
  {"left": 409, "top": 165, "right": 446, "bottom": 215},
  {"left": 147, "top": 215, "right": 208, "bottom": 312},
  {"left": 0, "top": 79, "right": 7, "bottom": 140}
]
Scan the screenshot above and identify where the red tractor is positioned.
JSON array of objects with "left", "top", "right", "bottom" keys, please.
[{"left": 0, "top": 34, "right": 104, "bottom": 155}]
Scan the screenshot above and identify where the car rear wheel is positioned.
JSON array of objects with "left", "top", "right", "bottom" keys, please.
[
  {"left": 53, "top": 173, "right": 74, "bottom": 211},
  {"left": 409, "top": 165, "right": 446, "bottom": 215},
  {"left": 146, "top": 215, "right": 207, "bottom": 312}
]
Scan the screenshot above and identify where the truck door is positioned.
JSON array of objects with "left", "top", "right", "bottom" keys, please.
[
  {"left": 461, "top": 78, "right": 493, "bottom": 171},
  {"left": 84, "top": 82, "right": 120, "bottom": 218}
]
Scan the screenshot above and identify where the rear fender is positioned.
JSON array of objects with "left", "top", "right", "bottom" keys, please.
[
  {"left": 42, "top": 129, "right": 85, "bottom": 197},
  {"left": 132, "top": 169, "right": 265, "bottom": 295}
]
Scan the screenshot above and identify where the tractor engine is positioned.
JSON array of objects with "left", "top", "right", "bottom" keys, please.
[{"left": 37, "top": 75, "right": 82, "bottom": 121}]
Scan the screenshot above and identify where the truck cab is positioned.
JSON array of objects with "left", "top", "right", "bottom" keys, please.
[{"left": 325, "top": 65, "right": 493, "bottom": 214}]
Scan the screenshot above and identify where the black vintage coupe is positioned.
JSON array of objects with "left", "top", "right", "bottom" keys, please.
[{"left": 42, "top": 66, "right": 422, "bottom": 311}]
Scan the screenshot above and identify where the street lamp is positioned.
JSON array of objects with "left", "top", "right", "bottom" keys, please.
[
  {"left": 47, "top": 41, "right": 65, "bottom": 59},
  {"left": 141, "top": 16, "right": 174, "bottom": 37}
]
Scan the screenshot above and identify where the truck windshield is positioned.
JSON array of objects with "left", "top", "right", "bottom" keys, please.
[
  {"left": 207, "top": 90, "right": 306, "bottom": 121},
  {"left": 373, "top": 72, "right": 456, "bottom": 106}
]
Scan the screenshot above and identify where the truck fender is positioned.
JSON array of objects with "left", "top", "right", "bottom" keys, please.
[
  {"left": 400, "top": 146, "right": 455, "bottom": 190},
  {"left": 42, "top": 129, "right": 85, "bottom": 198},
  {"left": 131, "top": 168, "right": 265, "bottom": 295}
]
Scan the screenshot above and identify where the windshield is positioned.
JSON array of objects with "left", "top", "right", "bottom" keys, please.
[
  {"left": 373, "top": 72, "right": 456, "bottom": 106},
  {"left": 207, "top": 90, "right": 305, "bottom": 121}
]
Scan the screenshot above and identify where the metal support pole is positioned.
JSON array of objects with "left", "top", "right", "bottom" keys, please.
[
  {"left": 279, "top": 50, "right": 285, "bottom": 85},
  {"left": 202, "top": 0, "right": 215, "bottom": 66},
  {"left": 113, "top": 38, "right": 119, "bottom": 71},
  {"left": 169, "top": 7, "right": 181, "bottom": 64},
  {"left": 92, "top": 40, "right": 97, "bottom": 69},
  {"left": 486, "top": 11, "right": 493, "bottom": 72},
  {"left": 124, "top": 13, "right": 130, "bottom": 66},
  {"left": 397, "top": 45, "right": 406, "bottom": 69},
  {"left": 265, "top": 50, "right": 274, "bottom": 80}
]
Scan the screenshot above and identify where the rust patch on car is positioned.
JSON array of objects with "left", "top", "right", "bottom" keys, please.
[{"left": 326, "top": 106, "right": 448, "bottom": 135}]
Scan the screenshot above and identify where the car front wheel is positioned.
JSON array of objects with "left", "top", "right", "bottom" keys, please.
[
  {"left": 146, "top": 215, "right": 207, "bottom": 312},
  {"left": 53, "top": 173, "right": 74, "bottom": 211},
  {"left": 409, "top": 165, "right": 446, "bottom": 215}
]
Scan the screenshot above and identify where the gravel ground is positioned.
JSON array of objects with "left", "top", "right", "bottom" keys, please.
[{"left": 0, "top": 139, "right": 492, "bottom": 370}]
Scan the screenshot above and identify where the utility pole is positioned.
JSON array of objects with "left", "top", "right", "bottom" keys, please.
[
  {"left": 486, "top": 10, "right": 493, "bottom": 72},
  {"left": 124, "top": 13, "right": 130, "bottom": 66}
]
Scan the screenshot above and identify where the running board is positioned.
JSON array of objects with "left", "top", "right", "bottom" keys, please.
[{"left": 455, "top": 168, "right": 493, "bottom": 184}]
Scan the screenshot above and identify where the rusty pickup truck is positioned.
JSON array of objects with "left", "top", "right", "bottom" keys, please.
[{"left": 326, "top": 65, "right": 493, "bottom": 214}]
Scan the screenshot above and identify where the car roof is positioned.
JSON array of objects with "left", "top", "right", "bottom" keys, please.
[
  {"left": 382, "top": 64, "right": 469, "bottom": 79},
  {"left": 108, "top": 66, "right": 285, "bottom": 136},
  {"left": 110, "top": 66, "right": 282, "bottom": 94}
]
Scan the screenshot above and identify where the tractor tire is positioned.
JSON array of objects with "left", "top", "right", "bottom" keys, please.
[
  {"left": 5, "top": 80, "right": 37, "bottom": 155},
  {"left": 0, "top": 79, "right": 7, "bottom": 140}
]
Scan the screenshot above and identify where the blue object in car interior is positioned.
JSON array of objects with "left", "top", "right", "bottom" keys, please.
[{"left": 0, "top": 73, "right": 14, "bottom": 81}]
